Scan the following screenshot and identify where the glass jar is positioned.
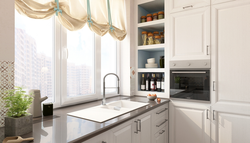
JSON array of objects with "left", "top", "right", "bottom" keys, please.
[
  {"left": 142, "top": 31, "right": 148, "bottom": 45},
  {"left": 160, "top": 32, "right": 164, "bottom": 43},
  {"left": 147, "top": 33, "right": 154, "bottom": 45},
  {"left": 158, "top": 11, "right": 164, "bottom": 19},
  {"left": 153, "top": 31, "right": 159, "bottom": 43},
  {"left": 141, "top": 16, "right": 146, "bottom": 23},
  {"left": 159, "top": 56, "right": 164, "bottom": 68},
  {"left": 153, "top": 13, "right": 158, "bottom": 21},
  {"left": 147, "top": 14, "right": 152, "bottom": 22},
  {"left": 155, "top": 35, "right": 161, "bottom": 44}
]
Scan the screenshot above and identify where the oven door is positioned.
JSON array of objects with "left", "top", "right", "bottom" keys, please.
[{"left": 170, "top": 70, "right": 210, "bottom": 101}]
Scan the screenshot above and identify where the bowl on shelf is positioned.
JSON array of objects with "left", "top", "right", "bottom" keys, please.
[
  {"left": 145, "top": 63, "right": 158, "bottom": 68},
  {"left": 147, "top": 58, "right": 155, "bottom": 64},
  {"left": 147, "top": 94, "right": 157, "bottom": 101}
]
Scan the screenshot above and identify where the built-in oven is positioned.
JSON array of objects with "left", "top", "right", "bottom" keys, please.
[{"left": 170, "top": 60, "right": 210, "bottom": 102}]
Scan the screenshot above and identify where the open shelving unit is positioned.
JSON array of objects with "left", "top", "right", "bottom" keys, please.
[{"left": 135, "top": 0, "right": 168, "bottom": 97}]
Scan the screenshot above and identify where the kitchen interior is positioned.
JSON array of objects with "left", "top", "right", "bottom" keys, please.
[{"left": 0, "top": 0, "right": 250, "bottom": 143}]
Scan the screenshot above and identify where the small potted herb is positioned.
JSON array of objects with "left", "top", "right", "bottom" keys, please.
[
  {"left": 174, "top": 76, "right": 180, "bottom": 89},
  {"left": 3, "top": 87, "right": 33, "bottom": 136}
]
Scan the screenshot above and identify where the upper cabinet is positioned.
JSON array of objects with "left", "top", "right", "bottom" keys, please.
[
  {"left": 170, "top": 7, "right": 210, "bottom": 61},
  {"left": 169, "top": 0, "right": 210, "bottom": 13}
]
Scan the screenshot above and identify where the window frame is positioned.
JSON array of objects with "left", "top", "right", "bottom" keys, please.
[{"left": 54, "top": 19, "right": 120, "bottom": 108}]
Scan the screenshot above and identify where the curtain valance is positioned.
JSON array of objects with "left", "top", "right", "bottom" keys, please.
[{"left": 15, "top": 0, "right": 127, "bottom": 41}]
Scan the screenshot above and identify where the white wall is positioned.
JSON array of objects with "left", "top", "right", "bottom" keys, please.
[
  {"left": 120, "top": 0, "right": 135, "bottom": 96},
  {"left": 0, "top": 0, "right": 15, "bottom": 61}
]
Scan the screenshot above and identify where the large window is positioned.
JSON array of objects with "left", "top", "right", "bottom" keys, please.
[
  {"left": 66, "top": 26, "right": 95, "bottom": 97},
  {"left": 15, "top": 10, "right": 54, "bottom": 103},
  {"left": 101, "top": 34, "right": 117, "bottom": 95},
  {"left": 15, "top": 11, "right": 119, "bottom": 107}
]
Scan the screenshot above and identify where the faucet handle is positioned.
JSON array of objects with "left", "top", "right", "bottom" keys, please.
[{"left": 102, "top": 99, "right": 106, "bottom": 105}]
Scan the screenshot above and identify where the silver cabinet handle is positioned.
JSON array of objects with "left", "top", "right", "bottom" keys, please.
[
  {"left": 207, "top": 45, "right": 209, "bottom": 55},
  {"left": 213, "top": 110, "right": 215, "bottom": 120},
  {"left": 206, "top": 109, "right": 209, "bottom": 119},
  {"left": 183, "top": 5, "right": 193, "bottom": 9},
  {"left": 138, "top": 119, "right": 141, "bottom": 132},
  {"left": 159, "top": 130, "right": 165, "bottom": 134},
  {"left": 66, "top": 48, "right": 69, "bottom": 59},
  {"left": 156, "top": 108, "right": 168, "bottom": 114},
  {"left": 213, "top": 81, "right": 215, "bottom": 91},
  {"left": 156, "top": 119, "right": 168, "bottom": 127},
  {"left": 134, "top": 120, "right": 138, "bottom": 134}
]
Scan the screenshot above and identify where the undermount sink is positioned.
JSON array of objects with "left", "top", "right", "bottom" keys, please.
[{"left": 67, "top": 100, "right": 149, "bottom": 122}]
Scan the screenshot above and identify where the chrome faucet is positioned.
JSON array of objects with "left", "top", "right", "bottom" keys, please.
[{"left": 102, "top": 73, "right": 120, "bottom": 105}]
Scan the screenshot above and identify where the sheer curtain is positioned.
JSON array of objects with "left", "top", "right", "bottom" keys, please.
[{"left": 15, "top": 0, "right": 127, "bottom": 41}]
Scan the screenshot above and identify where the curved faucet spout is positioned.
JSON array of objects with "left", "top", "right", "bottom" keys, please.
[{"left": 103, "top": 73, "right": 120, "bottom": 105}]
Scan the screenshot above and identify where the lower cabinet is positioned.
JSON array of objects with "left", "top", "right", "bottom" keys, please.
[
  {"left": 153, "top": 125, "right": 168, "bottom": 143},
  {"left": 169, "top": 101, "right": 210, "bottom": 143},
  {"left": 111, "top": 120, "right": 133, "bottom": 143},
  {"left": 83, "top": 103, "right": 169, "bottom": 143},
  {"left": 133, "top": 113, "right": 152, "bottom": 143}
]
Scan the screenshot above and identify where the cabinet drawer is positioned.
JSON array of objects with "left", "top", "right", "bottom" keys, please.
[
  {"left": 153, "top": 115, "right": 168, "bottom": 134},
  {"left": 152, "top": 103, "right": 168, "bottom": 121},
  {"left": 153, "top": 125, "right": 167, "bottom": 143}
]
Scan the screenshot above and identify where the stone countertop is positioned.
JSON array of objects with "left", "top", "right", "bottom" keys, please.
[{"left": 1, "top": 95, "right": 170, "bottom": 143}]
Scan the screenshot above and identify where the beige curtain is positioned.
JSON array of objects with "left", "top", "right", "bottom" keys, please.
[{"left": 15, "top": 0, "right": 127, "bottom": 41}]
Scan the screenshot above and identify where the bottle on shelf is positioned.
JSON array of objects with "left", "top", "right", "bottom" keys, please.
[
  {"left": 150, "top": 74, "right": 156, "bottom": 91},
  {"left": 146, "top": 73, "right": 150, "bottom": 91},
  {"left": 157, "top": 74, "right": 161, "bottom": 92},
  {"left": 161, "top": 73, "right": 165, "bottom": 92},
  {"left": 141, "top": 74, "right": 146, "bottom": 91}
]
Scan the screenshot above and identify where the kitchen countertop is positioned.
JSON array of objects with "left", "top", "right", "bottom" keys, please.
[{"left": 0, "top": 95, "right": 169, "bottom": 143}]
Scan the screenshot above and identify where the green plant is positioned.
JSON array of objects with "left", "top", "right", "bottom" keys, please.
[
  {"left": 3, "top": 87, "right": 33, "bottom": 118},
  {"left": 175, "top": 76, "right": 180, "bottom": 83}
]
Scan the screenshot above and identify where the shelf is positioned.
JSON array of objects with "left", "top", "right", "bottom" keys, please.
[
  {"left": 138, "top": 0, "right": 164, "bottom": 13},
  {"left": 137, "top": 68, "right": 165, "bottom": 72},
  {"left": 138, "top": 44, "right": 165, "bottom": 51},
  {"left": 138, "top": 19, "right": 165, "bottom": 31}
]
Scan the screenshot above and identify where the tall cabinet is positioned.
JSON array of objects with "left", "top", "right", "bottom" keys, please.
[{"left": 211, "top": 0, "right": 250, "bottom": 143}]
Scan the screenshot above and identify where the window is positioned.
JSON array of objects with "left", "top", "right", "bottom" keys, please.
[
  {"left": 15, "top": 10, "right": 55, "bottom": 103},
  {"left": 101, "top": 34, "right": 117, "bottom": 95},
  {"left": 66, "top": 26, "right": 95, "bottom": 97},
  {"left": 15, "top": 11, "right": 119, "bottom": 107}
]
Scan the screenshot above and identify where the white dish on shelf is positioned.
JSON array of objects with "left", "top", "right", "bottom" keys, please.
[
  {"left": 145, "top": 63, "right": 158, "bottom": 68},
  {"left": 147, "top": 58, "right": 155, "bottom": 64}
]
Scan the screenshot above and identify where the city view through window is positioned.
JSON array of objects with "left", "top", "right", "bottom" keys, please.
[
  {"left": 15, "top": 11, "right": 96, "bottom": 102},
  {"left": 15, "top": 10, "right": 54, "bottom": 102}
]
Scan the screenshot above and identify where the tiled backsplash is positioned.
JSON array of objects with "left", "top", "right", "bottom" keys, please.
[{"left": 0, "top": 61, "right": 14, "bottom": 127}]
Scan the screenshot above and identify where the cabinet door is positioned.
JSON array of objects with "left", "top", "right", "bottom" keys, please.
[
  {"left": 169, "top": 0, "right": 210, "bottom": 13},
  {"left": 83, "top": 132, "right": 109, "bottom": 143},
  {"left": 170, "top": 7, "right": 210, "bottom": 61},
  {"left": 134, "top": 113, "right": 152, "bottom": 143},
  {"left": 153, "top": 126, "right": 167, "bottom": 143},
  {"left": 169, "top": 101, "right": 210, "bottom": 143},
  {"left": 111, "top": 120, "right": 133, "bottom": 143},
  {"left": 211, "top": 1, "right": 250, "bottom": 143},
  {"left": 212, "top": 0, "right": 246, "bottom": 5}
]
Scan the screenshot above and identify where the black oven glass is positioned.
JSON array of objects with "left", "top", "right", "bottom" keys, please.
[{"left": 170, "top": 70, "right": 210, "bottom": 101}]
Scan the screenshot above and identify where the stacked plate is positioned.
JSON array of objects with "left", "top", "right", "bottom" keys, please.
[{"left": 145, "top": 58, "right": 158, "bottom": 68}]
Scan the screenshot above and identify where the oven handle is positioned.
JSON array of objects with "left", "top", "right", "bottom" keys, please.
[{"left": 172, "top": 71, "right": 206, "bottom": 74}]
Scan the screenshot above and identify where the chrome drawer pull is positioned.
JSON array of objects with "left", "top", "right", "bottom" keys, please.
[
  {"left": 183, "top": 5, "right": 193, "bottom": 9},
  {"left": 159, "top": 130, "right": 165, "bottom": 134},
  {"left": 156, "top": 119, "right": 168, "bottom": 127},
  {"left": 138, "top": 119, "right": 141, "bottom": 132},
  {"left": 156, "top": 108, "right": 168, "bottom": 114},
  {"left": 134, "top": 120, "right": 138, "bottom": 134}
]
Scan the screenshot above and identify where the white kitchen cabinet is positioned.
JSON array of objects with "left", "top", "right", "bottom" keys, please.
[
  {"left": 153, "top": 125, "right": 168, "bottom": 143},
  {"left": 211, "top": 0, "right": 250, "bottom": 143},
  {"left": 169, "top": 101, "right": 210, "bottom": 143},
  {"left": 82, "top": 131, "right": 110, "bottom": 143},
  {"left": 133, "top": 113, "right": 152, "bottom": 143},
  {"left": 212, "top": 0, "right": 246, "bottom": 5},
  {"left": 111, "top": 120, "right": 133, "bottom": 143},
  {"left": 170, "top": 6, "right": 210, "bottom": 61},
  {"left": 169, "top": 0, "right": 210, "bottom": 13}
]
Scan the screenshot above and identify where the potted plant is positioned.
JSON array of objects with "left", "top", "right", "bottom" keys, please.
[{"left": 3, "top": 87, "right": 33, "bottom": 136}]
